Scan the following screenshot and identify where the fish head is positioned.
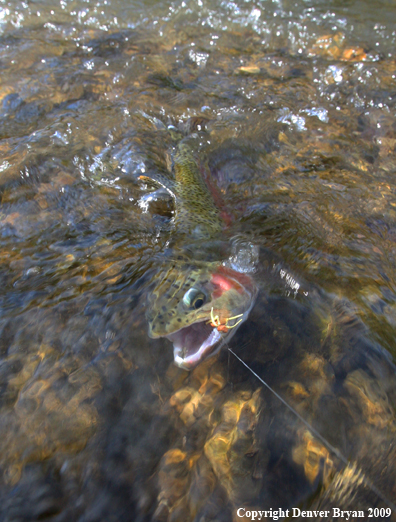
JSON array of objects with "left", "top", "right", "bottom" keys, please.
[{"left": 147, "top": 262, "right": 257, "bottom": 370}]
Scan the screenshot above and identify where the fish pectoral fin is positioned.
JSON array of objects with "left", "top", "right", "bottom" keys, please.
[{"left": 138, "top": 172, "right": 176, "bottom": 198}]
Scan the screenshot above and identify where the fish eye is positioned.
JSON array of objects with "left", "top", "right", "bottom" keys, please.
[{"left": 183, "top": 288, "right": 206, "bottom": 310}]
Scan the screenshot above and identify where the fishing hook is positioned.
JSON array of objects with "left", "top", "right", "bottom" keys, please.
[{"left": 209, "top": 307, "right": 244, "bottom": 332}]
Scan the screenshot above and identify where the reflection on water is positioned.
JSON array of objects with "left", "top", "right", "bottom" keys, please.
[{"left": 1, "top": 0, "right": 396, "bottom": 519}]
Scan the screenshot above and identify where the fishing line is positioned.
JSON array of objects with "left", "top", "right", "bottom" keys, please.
[{"left": 227, "top": 345, "right": 396, "bottom": 513}]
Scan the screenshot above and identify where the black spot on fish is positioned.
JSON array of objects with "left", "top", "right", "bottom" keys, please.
[{"left": 177, "top": 318, "right": 182, "bottom": 322}]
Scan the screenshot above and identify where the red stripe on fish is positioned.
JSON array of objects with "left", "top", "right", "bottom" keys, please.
[{"left": 211, "top": 266, "right": 254, "bottom": 297}]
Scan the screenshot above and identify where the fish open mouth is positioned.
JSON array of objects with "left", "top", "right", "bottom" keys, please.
[{"left": 166, "top": 321, "right": 224, "bottom": 370}]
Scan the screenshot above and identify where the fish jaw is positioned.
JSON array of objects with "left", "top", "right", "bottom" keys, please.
[
  {"left": 168, "top": 304, "right": 254, "bottom": 370},
  {"left": 168, "top": 321, "right": 224, "bottom": 370}
]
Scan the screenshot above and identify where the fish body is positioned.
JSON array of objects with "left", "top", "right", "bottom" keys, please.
[
  {"left": 172, "top": 142, "right": 224, "bottom": 238},
  {"left": 143, "top": 135, "right": 257, "bottom": 370}
]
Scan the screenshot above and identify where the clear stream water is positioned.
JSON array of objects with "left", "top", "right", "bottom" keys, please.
[{"left": 1, "top": 0, "right": 396, "bottom": 520}]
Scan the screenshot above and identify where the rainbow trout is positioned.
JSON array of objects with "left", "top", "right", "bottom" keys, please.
[{"left": 141, "top": 136, "right": 257, "bottom": 370}]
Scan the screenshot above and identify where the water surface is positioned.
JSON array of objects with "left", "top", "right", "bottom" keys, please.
[{"left": 1, "top": 0, "right": 396, "bottom": 520}]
